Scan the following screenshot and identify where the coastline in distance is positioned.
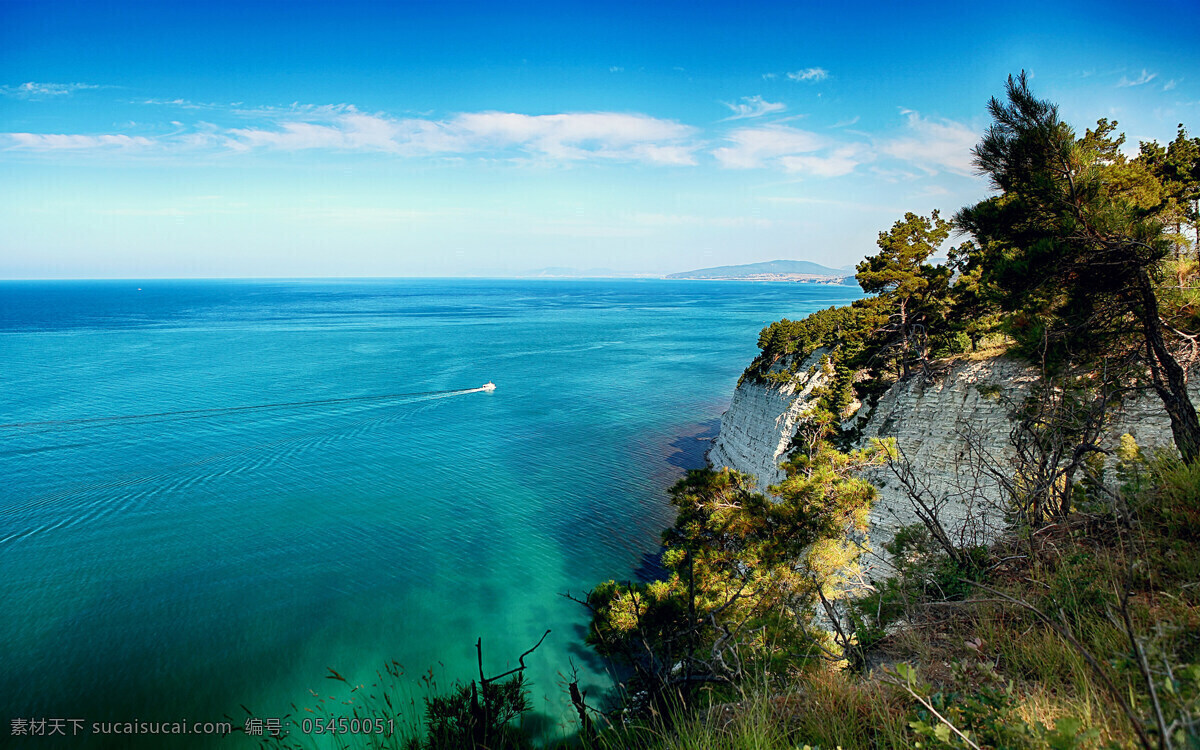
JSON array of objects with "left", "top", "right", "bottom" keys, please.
[{"left": 666, "top": 259, "right": 856, "bottom": 284}]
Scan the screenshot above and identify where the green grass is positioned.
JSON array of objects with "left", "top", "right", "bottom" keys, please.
[{"left": 596, "top": 671, "right": 909, "bottom": 750}]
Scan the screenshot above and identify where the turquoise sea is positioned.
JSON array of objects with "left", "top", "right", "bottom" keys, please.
[{"left": 0, "top": 279, "right": 862, "bottom": 747}]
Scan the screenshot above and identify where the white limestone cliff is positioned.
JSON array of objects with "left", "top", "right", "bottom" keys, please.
[
  {"left": 706, "top": 349, "right": 833, "bottom": 491},
  {"left": 708, "top": 352, "right": 1199, "bottom": 573}
]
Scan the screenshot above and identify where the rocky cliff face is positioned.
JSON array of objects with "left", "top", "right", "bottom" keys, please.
[
  {"left": 708, "top": 353, "right": 1198, "bottom": 573},
  {"left": 706, "top": 349, "right": 833, "bottom": 491}
]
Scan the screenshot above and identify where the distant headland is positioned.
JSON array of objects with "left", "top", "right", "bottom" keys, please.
[{"left": 665, "top": 259, "right": 855, "bottom": 284}]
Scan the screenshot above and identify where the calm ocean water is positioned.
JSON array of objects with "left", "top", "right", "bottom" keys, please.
[{"left": 0, "top": 278, "right": 862, "bottom": 746}]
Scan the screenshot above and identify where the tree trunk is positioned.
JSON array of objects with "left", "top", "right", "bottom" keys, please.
[
  {"left": 1193, "top": 197, "right": 1199, "bottom": 251},
  {"left": 1135, "top": 268, "right": 1200, "bottom": 464}
]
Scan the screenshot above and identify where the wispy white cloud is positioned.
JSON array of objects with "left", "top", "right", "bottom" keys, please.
[
  {"left": 712, "top": 124, "right": 867, "bottom": 176},
  {"left": 787, "top": 68, "right": 828, "bottom": 83},
  {"left": 139, "top": 97, "right": 241, "bottom": 110},
  {"left": 869, "top": 166, "right": 928, "bottom": 183},
  {"left": 720, "top": 95, "right": 786, "bottom": 121},
  {"left": 230, "top": 102, "right": 359, "bottom": 120},
  {"left": 5, "top": 133, "right": 154, "bottom": 150},
  {"left": 831, "top": 115, "right": 860, "bottom": 128},
  {"left": 1, "top": 82, "right": 100, "bottom": 98},
  {"left": 225, "top": 112, "right": 404, "bottom": 152},
  {"left": 439, "top": 111, "right": 698, "bottom": 164},
  {"left": 910, "top": 184, "right": 950, "bottom": 199},
  {"left": 1163, "top": 79, "right": 1178, "bottom": 92},
  {"left": 608, "top": 66, "right": 624, "bottom": 73},
  {"left": 2, "top": 97, "right": 975, "bottom": 181},
  {"left": 879, "top": 109, "right": 978, "bottom": 176},
  {"left": 779, "top": 145, "right": 868, "bottom": 177},
  {"left": 712, "top": 125, "right": 827, "bottom": 169},
  {"left": 142, "top": 98, "right": 196, "bottom": 107},
  {"left": 1117, "top": 69, "right": 1157, "bottom": 87},
  {"left": 10, "top": 106, "right": 701, "bottom": 166}
]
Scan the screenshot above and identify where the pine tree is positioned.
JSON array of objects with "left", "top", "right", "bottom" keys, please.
[
  {"left": 1137, "top": 124, "right": 1200, "bottom": 254},
  {"left": 855, "top": 211, "right": 953, "bottom": 377},
  {"left": 956, "top": 73, "right": 1200, "bottom": 464}
]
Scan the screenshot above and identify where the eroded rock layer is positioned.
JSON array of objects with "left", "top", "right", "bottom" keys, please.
[{"left": 708, "top": 353, "right": 1199, "bottom": 575}]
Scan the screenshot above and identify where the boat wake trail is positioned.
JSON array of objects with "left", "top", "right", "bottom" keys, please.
[
  {"left": 0, "top": 385, "right": 493, "bottom": 432},
  {"left": 0, "top": 384, "right": 499, "bottom": 545}
]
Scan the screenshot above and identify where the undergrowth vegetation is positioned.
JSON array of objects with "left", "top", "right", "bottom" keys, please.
[{"left": 593, "top": 450, "right": 1200, "bottom": 750}]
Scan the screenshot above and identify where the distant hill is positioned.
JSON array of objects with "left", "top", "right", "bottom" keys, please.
[{"left": 666, "top": 259, "right": 851, "bottom": 281}]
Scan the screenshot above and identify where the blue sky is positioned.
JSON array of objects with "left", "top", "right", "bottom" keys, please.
[{"left": 2, "top": 0, "right": 1198, "bottom": 278}]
